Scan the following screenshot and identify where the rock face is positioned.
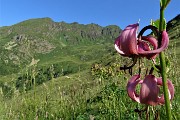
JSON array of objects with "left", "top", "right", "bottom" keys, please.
[{"left": 13, "top": 34, "right": 26, "bottom": 41}]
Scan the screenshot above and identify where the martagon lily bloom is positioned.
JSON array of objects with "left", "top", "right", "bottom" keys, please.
[
  {"left": 127, "top": 74, "right": 174, "bottom": 106},
  {"left": 114, "top": 23, "right": 169, "bottom": 59}
]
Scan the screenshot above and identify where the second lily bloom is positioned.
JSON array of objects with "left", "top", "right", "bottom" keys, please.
[{"left": 127, "top": 74, "right": 174, "bottom": 106}]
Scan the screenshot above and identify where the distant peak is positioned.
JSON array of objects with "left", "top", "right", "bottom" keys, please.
[{"left": 13, "top": 17, "right": 54, "bottom": 26}]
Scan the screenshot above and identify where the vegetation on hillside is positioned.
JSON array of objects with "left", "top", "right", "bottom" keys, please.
[
  {"left": 0, "top": 14, "right": 180, "bottom": 119},
  {"left": 0, "top": 18, "right": 121, "bottom": 75}
]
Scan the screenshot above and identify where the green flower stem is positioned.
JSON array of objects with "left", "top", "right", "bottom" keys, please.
[{"left": 159, "top": 7, "right": 172, "bottom": 120}]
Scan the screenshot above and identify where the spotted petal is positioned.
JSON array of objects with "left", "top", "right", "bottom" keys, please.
[
  {"left": 138, "top": 36, "right": 158, "bottom": 59},
  {"left": 138, "top": 31, "right": 169, "bottom": 56}
]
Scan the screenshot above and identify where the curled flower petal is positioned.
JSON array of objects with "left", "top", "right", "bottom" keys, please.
[
  {"left": 138, "top": 36, "right": 158, "bottom": 59},
  {"left": 142, "top": 36, "right": 158, "bottom": 50},
  {"left": 127, "top": 75, "right": 141, "bottom": 103},
  {"left": 156, "top": 78, "right": 175, "bottom": 104},
  {"left": 114, "top": 23, "right": 139, "bottom": 56},
  {"left": 140, "top": 75, "right": 159, "bottom": 105},
  {"left": 114, "top": 37, "right": 125, "bottom": 55},
  {"left": 138, "top": 40, "right": 151, "bottom": 52},
  {"left": 138, "top": 31, "right": 169, "bottom": 56}
]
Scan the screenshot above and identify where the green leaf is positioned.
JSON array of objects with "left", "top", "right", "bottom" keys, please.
[
  {"left": 152, "top": 64, "right": 161, "bottom": 73},
  {"left": 151, "top": 19, "right": 160, "bottom": 28},
  {"left": 160, "top": 0, "right": 171, "bottom": 9},
  {"left": 151, "top": 18, "right": 167, "bottom": 30}
]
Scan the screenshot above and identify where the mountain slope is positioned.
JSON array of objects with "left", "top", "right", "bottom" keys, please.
[
  {"left": 167, "top": 14, "right": 180, "bottom": 40},
  {"left": 0, "top": 18, "right": 121, "bottom": 75},
  {"left": 166, "top": 14, "right": 180, "bottom": 58}
]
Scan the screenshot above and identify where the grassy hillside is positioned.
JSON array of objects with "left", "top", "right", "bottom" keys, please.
[
  {"left": 0, "top": 14, "right": 180, "bottom": 119},
  {"left": 167, "top": 14, "right": 180, "bottom": 59},
  {"left": 0, "top": 18, "right": 121, "bottom": 75}
]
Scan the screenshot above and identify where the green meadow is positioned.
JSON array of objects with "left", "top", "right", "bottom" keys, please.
[{"left": 0, "top": 15, "right": 180, "bottom": 119}]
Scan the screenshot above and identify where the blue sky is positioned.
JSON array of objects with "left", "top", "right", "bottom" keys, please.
[{"left": 0, "top": 0, "right": 179, "bottom": 29}]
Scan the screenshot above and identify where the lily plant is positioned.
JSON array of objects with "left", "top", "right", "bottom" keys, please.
[{"left": 114, "top": 0, "right": 174, "bottom": 119}]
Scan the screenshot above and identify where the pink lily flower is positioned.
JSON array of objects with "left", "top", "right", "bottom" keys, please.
[
  {"left": 114, "top": 23, "right": 169, "bottom": 59},
  {"left": 127, "top": 74, "right": 174, "bottom": 106}
]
